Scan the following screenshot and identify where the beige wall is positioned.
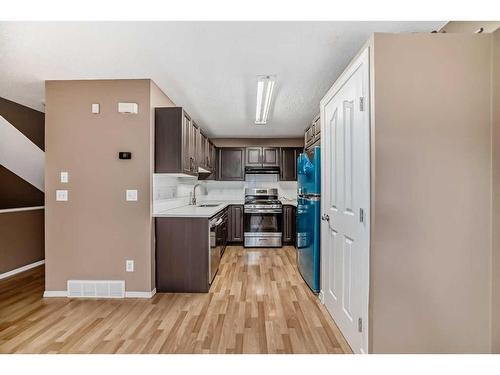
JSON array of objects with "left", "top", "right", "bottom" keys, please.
[
  {"left": 212, "top": 138, "right": 304, "bottom": 147},
  {"left": 369, "top": 33, "right": 493, "bottom": 353},
  {"left": 45, "top": 79, "right": 173, "bottom": 293},
  {"left": 492, "top": 29, "right": 500, "bottom": 353},
  {"left": 0, "top": 209, "right": 44, "bottom": 274}
]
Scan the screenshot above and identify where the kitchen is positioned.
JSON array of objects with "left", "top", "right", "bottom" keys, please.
[{"left": 152, "top": 104, "right": 318, "bottom": 293}]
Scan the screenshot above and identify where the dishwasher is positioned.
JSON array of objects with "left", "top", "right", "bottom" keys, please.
[{"left": 208, "top": 209, "right": 228, "bottom": 284}]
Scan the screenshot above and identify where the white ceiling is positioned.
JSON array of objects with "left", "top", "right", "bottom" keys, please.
[{"left": 0, "top": 21, "right": 444, "bottom": 137}]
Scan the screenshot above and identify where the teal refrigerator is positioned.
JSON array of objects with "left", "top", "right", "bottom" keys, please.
[{"left": 296, "top": 146, "right": 320, "bottom": 293}]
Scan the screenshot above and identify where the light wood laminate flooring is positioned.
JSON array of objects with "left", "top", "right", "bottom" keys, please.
[{"left": 0, "top": 246, "right": 351, "bottom": 354}]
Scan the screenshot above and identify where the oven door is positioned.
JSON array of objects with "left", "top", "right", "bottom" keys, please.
[{"left": 244, "top": 208, "right": 282, "bottom": 247}]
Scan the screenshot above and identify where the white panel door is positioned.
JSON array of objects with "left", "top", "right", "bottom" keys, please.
[{"left": 320, "top": 48, "right": 370, "bottom": 354}]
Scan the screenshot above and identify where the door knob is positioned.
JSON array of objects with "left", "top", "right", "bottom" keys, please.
[{"left": 321, "top": 214, "right": 330, "bottom": 222}]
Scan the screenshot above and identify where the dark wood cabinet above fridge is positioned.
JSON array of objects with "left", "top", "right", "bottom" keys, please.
[{"left": 305, "top": 114, "right": 320, "bottom": 151}]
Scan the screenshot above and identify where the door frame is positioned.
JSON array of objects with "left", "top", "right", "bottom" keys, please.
[{"left": 319, "top": 46, "right": 371, "bottom": 354}]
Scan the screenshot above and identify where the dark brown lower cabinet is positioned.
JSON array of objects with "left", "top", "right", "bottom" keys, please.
[
  {"left": 227, "top": 205, "right": 244, "bottom": 243},
  {"left": 155, "top": 217, "right": 210, "bottom": 293},
  {"left": 283, "top": 205, "right": 296, "bottom": 245}
]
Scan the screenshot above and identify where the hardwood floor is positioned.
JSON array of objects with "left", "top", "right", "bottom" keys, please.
[{"left": 0, "top": 246, "right": 351, "bottom": 354}]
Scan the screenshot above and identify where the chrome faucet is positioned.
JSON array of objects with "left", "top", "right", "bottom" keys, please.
[{"left": 190, "top": 183, "right": 201, "bottom": 205}]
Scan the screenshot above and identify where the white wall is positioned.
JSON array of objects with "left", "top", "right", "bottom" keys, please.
[{"left": 0, "top": 115, "right": 45, "bottom": 192}]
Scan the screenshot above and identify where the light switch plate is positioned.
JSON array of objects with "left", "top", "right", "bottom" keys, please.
[
  {"left": 92, "top": 103, "right": 100, "bottom": 114},
  {"left": 60, "top": 171, "right": 69, "bottom": 183},
  {"left": 126, "top": 260, "right": 134, "bottom": 272},
  {"left": 126, "top": 189, "right": 138, "bottom": 201},
  {"left": 56, "top": 190, "right": 68, "bottom": 201}
]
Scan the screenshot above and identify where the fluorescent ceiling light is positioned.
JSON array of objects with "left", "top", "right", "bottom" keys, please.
[{"left": 255, "top": 75, "right": 276, "bottom": 125}]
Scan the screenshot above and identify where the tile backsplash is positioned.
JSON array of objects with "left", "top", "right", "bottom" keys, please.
[
  {"left": 153, "top": 174, "right": 180, "bottom": 200},
  {"left": 205, "top": 174, "right": 297, "bottom": 201},
  {"left": 153, "top": 173, "right": 297, "bottom": 209}
]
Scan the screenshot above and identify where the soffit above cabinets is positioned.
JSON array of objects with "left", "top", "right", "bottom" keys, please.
[{"left": 0, "top": 21, "right": 445, "bottom": 137}]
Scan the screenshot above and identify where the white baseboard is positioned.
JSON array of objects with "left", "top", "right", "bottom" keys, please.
[
  {"left": 0, "top": 260, "right": 45, "bottom": 280},
  {"left": 0, "top": 206, "right": 44, "bottom": 214},
  {"left": 44, "top": 288, "right": 156, "bottom": 299},
  {"left": 318, "top": 290, "right": 325, "bottom": 304},
  {"left": 125, "top": 288, "right": 156, "bottom": 299},
  {"left": 43, "top": 290, "right": 68, "bottom": 297}
]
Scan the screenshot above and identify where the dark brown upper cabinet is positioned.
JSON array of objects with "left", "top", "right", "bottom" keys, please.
[
  {"left": 279, "top": 147, "right": 303, "bottom": 181},
  {"left": 245, "top": 147, "right": 262, "bottom": 166},
  {"left": 198, "top": 144, "right": 218, "bottom": 181},
  {"left": 192, "top": 122, "right": 200, "bottom": 168},
  {"left": 208, "top": 141, "right": 216, "bottom": 170},
  {"left": 156, "top": 107, "right": 215, "bottom": 176},
  {"left": 198, "top": 130, "right": 209, "bottom": 170},
  {"left": 197, "top": 129, "right": 203, "bottom": 169},
  {"left": 262, "top": 147, "right": 279, "bottom": 166},
  {"left": 305, "top": 114, "right": 321, "bottom": 151},
  {"left": 218, "top": 147, "right": 245, "bottom": 181},
  {"left": 245, "top": 147, "right": 279, "bottom": 167},
  {"left": 156, "top": 107, "right": 198, "bottom": 176}
]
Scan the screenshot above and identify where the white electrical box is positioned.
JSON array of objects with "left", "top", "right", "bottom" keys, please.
[
  {"left": 118, "top": 102, "right": 138, "bottom": 114},
  {"left": 126, "top": 189, "right": 138, "bottom": 201},
  {"left": 91, "top": 103, "right": 100, "bottom": 114},
  {"left": 56, "top": 190, "right": 68, "bottom": 201},
  {"left": 126, "top": 260, "right": 134, "bottom": 272},
  {"left": 60, "top": 171, "right": 69, "bottom": 183}
]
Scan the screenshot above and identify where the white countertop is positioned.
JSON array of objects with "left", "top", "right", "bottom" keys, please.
[
  {"left": 153, "top": 197, "right": 297, "bottom": 218},
  {"left": 153, "top": 200, "right": 244, "bottom": 218}
]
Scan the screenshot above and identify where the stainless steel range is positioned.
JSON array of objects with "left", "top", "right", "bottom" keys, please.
[{"left": 244, "top": 188, "right": 283, "bottom": 247}]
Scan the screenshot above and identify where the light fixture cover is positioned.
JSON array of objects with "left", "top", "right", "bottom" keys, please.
[{"left": 255, "top": 75, "right": 276, "bottom": 125}]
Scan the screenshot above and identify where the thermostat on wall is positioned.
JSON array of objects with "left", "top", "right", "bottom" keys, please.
[
  {"left": 118, "top": 102, "right": 138, "bottom": 114},
  {"left": 119, "top": 152, "right": 132, "bottom": 160}
]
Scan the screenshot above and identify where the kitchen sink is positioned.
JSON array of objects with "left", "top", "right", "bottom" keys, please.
[{"left": 197, "top": 204, "right": 220, "bottom": 207}]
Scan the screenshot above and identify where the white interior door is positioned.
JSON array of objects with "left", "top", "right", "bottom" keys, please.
[{"left": 320, "top": 48, "right": 370, "bottom": 354}]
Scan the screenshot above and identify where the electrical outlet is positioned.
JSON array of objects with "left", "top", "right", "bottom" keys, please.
[
  {"left": 60, "top": 171, "right": 69, "bottom": 183},
  {"left": 126, "top": 189, "right": 138, "bottom": 201},
  {"left": 126, "top": 260, "right": 134, "bottom": 272}
]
